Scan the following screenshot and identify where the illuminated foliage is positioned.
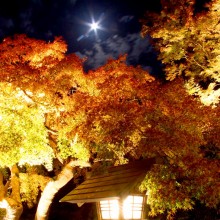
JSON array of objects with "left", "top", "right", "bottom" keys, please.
[
  {"left": 0, "top": 35, "right": 90, "bottom": 165},
  {"left": 0, "top": 34, "right": 219, "bottom": 219},
  {"left": 73, "top": 56, "right": 218, "bottom": 217},
  {"left": 0, "top": 34, "right": 66, "bottom": 70},
  {"left": 71, "top": 55, "right": 156, "bottom": 163},
  {"left": 140, "top": 158, "right": 219, "bottom": 217},
  {"left": 138, "top": 79, "right": 219, "bottom": 217},
  {"left": 0, "top": 35, "right": 89, "bottom": 220},
  {"left": 141, "top": 0, "right": 220, "bottom": 106},
  {"left": 20, "top": 172, "right": 51, "bottom": 208},
  {"left": 0, "top": 83, "right": 54, "bottom": 170},
  {"left": 0, "top": 208, "right": 6, "bottom": 218}
]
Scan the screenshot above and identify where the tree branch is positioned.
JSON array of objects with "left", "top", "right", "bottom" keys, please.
[{"left": 35, "top": 160, "right": 90, "bottom": 220}]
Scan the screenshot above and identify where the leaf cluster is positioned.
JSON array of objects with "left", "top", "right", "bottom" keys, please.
[
  {"left": 0, "top": 83, "right": 54, "bottom": 170},
  {"left": 141, "top": 0, "right": 220, "bottom": 106},
  {"left": 19, "top": 172, "right": 51, "bottom": 208},
  {"left": 0, "top": 34, "right": 219, "bottom": 218}
]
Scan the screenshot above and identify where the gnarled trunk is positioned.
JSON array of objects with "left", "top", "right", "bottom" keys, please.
[
  {"left": 35, "top": 160, "right": 90, "bottom": 220},
  {"left": 1, "top": 198, "right": 23, "bottom": 220},
  {"left": 0, "top": 165, "right": 23, "bottom": 220}
]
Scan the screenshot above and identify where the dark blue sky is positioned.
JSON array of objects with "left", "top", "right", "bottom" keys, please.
[{"left": 0, "top": 0, "right": 162, "bottom": 73}]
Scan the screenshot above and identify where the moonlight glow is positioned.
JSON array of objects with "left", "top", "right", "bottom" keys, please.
[
  {"left": 77, "top": 13, "right": 106, "bottom": 41},
  {"left": 90, "top": 21, "right": 99, "bottom": 31}
]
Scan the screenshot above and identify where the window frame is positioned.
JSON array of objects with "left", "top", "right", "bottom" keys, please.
[{"left": 97, "top": 194, "right": 146, "bottom": 220}]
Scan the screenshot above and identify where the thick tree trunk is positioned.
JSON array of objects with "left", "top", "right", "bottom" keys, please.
[
  {"left": 0, "top": 165, "right": 23, "bottom": 220},
  {"left": 1, "top": 198, "right": 23, "bottom": 220},
  {"left": 35, "top": 160, "right": 90, "bottom": 220}
]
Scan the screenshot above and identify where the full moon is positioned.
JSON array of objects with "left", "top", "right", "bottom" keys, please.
[{"left": 90, "top": 22, "right": 99, "bottom": 31}]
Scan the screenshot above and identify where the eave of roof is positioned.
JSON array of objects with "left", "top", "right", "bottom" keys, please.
[{"left": 60, "top": 158, "right": 155, "bottom": 203}]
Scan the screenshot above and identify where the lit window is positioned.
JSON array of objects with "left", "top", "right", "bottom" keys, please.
[
  {"left": 123, "top": 196, "right": 143, "bottom": 219},
  {"left": 99, "top": 195, "right": 144, "bottom": 220},
  {"left": 100, "top": 200, "right": 119, "bottom": 219}
]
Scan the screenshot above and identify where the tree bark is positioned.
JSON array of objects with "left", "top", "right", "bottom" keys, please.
[
  {"left": 35, "top": 160, "right": 90, "bottom": 220},
  {"left": 0, "top": 165, "right": 23, "bottom": 220}
]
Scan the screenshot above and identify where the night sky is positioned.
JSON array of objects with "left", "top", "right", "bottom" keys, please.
[{"left": 0, "top": 0, "right": 162, "bottom": 73}]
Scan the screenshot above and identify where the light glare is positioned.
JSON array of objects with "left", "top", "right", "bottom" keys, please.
[
  {"left": 100, "top": 196, "right": 144, "bottom": 219},
  {"left": 100, "top": 200, "right": 119, "bottom": 219},
  {"left": 123, "top": 196, "right": 143, "bottom": 219},
  {"left": 90, "top": 22, "right": 99, "bottom": 31}
]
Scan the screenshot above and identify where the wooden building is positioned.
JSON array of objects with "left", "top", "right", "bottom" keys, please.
[{"left": 60, "top": 158, "right": 155, "bottom": 220}]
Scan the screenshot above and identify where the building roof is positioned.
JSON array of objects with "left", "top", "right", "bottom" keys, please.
[{"left": 60, "top": 158, "right": 155, "bottom": 204}]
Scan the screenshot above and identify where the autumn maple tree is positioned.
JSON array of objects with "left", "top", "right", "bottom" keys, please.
[
  {"left": 0, "top": 35, "right": 90, "bottom": 220},
  {"left": 83, "top": 59, "right": 219, "bottom": 217},
  {"left": 139, "top": 0, "right": 220, "bottom": 216},
  {"left": 139, "top": 79, "right": 219, "bottom": 218},
  {"left": 141, "top": 0, "right": 220, "bottom": 107},
  {"left": 0, "top": 34, "right": 219, "bottom": 220},
  {"left": 56, "top": 54, "right": 219, "bottom": 218}
]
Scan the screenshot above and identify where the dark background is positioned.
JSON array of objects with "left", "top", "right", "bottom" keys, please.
[{"left": 0, "top": 0, "right": 163, "bottom": 74}]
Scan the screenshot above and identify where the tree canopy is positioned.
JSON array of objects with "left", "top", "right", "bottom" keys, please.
[
  {"left": 0, "top": 33, "right": 219, "bottom": 219},
  {"left": 141, "top": 0, "right": 220, "bottom": 107},
  {"left": 0, "top": 84, "right": 53, "bottom": 169}
]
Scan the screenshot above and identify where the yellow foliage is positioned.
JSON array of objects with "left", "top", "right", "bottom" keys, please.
[
  {"left": 129, "top": 130, "right": 142, "bottom": 146},
  {"left": 0, "top": 83, "right": 54, "bottom": 170},
  {"left": 141, "top": 0, "right": 220, "bottom": 106},
  {"left": 19, "top": 173, "right": 51, "bottom": 208}
]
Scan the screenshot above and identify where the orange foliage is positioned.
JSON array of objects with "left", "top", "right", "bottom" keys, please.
[{"left": 0, "top": 35, "right": 219, "bottom": 217}]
